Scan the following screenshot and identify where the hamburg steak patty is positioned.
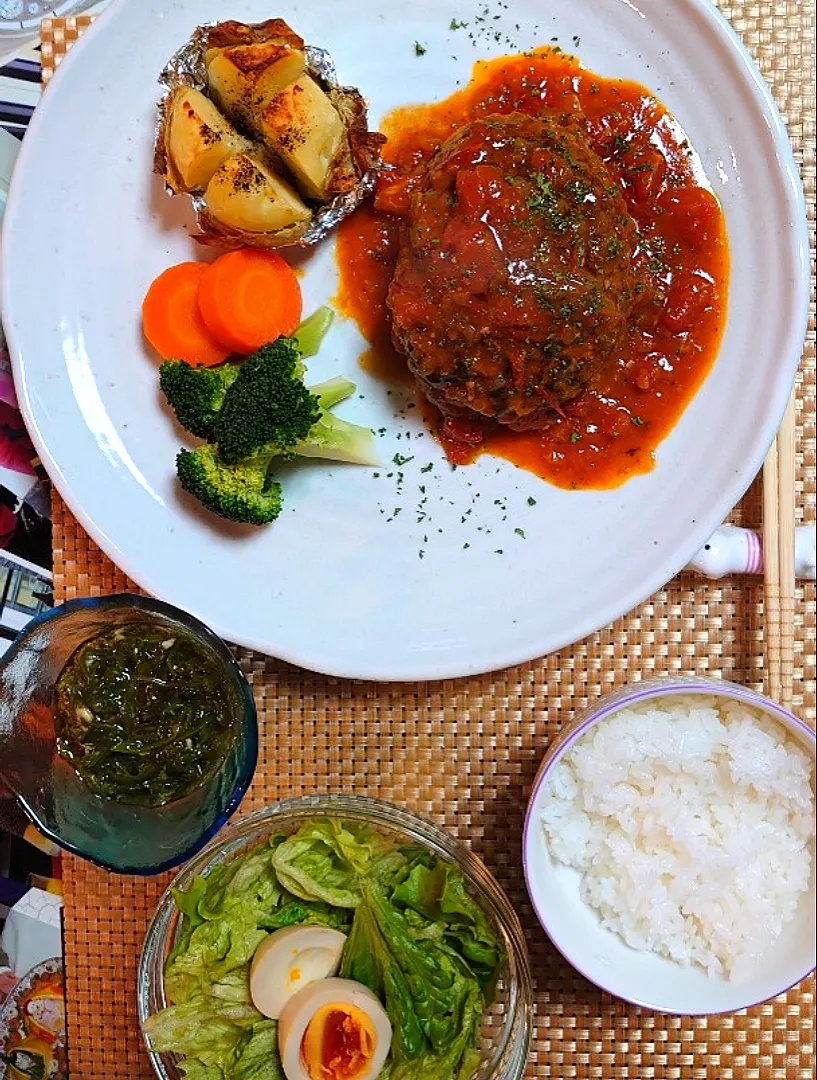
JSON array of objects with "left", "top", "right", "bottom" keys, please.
[{"left": 388, "top": 113, "right": 652, "bottom": 430}]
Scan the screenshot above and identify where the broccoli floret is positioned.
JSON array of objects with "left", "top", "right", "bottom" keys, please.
[
  {"left": 215, "top": 338, "right": 319, "bottom": 464},
  {"left": 176, "top": 445, "right": 283, "bottom": 525},
  {"left": 159, "top": 361, "right": 240, "bottom": 440},
  {"left": 177, "top": 402, "right": 378, "bottom": 524},
  {"left": 172, "top": 341, "right": 379, "bottom": 526},
  {"left": 213, "top": 339, "right": 378, "bottom": 468}
]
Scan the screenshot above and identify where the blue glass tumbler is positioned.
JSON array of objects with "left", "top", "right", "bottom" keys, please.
[{"left": 0, "top": 594, "right": 257, "bottom": 874}]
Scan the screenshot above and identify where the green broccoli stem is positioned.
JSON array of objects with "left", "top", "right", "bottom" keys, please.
[
  {"left": 310, "top": 376, "right": 356, "bottom": 410},
  {"left": 293, "top": 306, "right": 335, "bottom": 358},
  {"left": 294, "top": 411, "right": 381, "bottom": 467}
]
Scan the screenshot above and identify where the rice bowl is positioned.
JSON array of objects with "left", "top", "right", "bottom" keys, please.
[{"left": 523, "top": 678, "right": 817, "bottom": 1015}]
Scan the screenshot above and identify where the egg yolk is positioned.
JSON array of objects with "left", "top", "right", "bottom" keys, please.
[{"left": 300, "top": 1002, "right": 376, "bottom": 1080}]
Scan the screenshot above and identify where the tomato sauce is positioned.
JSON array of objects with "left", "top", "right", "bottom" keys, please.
[{"left": 334, "top": 49, "right": 728, "bottom": 489}]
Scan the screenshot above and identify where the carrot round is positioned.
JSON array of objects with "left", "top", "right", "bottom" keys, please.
[
  {"left": 142, "top": 262, "right": 230, "bottom": 367},
  {"left": 197, "top": 249, "right": 303, "bottom": 355}
]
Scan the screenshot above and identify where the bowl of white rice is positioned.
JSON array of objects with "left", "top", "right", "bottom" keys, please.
[{"left": 523, "top": 677, "right": 816, "bottom": 1014}]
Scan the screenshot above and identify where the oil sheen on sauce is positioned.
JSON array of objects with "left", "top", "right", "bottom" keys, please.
[{"left": 335, "top": 49, "right": 728, "bottom": 489}]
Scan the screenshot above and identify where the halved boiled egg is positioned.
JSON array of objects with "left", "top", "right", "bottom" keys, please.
[
  {"left": 250, "top": 925, "right": 347, "bottom": 1020},
  {"left": 278, "top": 977, "right": 392, "bottom": 1080}
]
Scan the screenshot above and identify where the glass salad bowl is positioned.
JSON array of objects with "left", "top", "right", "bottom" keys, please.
[{"left": 138, "top": 794, "right": 533, "bottom": 1080}]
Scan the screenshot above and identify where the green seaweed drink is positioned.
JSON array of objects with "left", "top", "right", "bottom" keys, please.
[{"left": 53, "top": 619, "right": 238, "bottom": 807}]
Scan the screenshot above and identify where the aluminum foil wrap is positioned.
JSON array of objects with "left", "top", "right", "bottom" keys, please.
[{"left": 154, "top": 20, "right": 385, "bottom": 249}]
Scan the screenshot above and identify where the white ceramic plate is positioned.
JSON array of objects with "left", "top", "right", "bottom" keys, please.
[{"left": 1, "top": 0, "right": 808, "bottom": 680}]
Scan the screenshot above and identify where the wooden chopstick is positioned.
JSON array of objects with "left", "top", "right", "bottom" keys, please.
[{"left": 763, "top": 395, "right": 797, "bottom": 709}]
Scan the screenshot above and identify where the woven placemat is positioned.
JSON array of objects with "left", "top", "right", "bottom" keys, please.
[{"left": 42, "top": 3, "right": 816, "bottom": 1077}]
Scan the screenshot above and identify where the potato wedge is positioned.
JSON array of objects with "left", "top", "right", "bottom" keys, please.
[
  {"left": 163, "top": 87, "right": 253, "bottom": 192},
  {"left": 207, "top": 42, "right": 306, "bottom": 129},
  {"left": 259, "top": 75, "right": 348, "bottom": 200},
  {"left": 204, "top": 153, "right": 312, "bottom": 235}
]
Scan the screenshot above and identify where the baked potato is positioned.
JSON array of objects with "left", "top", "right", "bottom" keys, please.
[
  {"left": 258, "top": 75, "right": 351, "bottom": 200},
  {"left": 162, "top": 87, "right": 253, "bottom": 193},
  {"left": 203, "top": 153, "right": 311, "bottom": 238},
  {"left": 155, "top": 17, "right": 385, "bottom": 249},
  {"left": 206, "top": 40, "right": 306, "bottom": 129}
]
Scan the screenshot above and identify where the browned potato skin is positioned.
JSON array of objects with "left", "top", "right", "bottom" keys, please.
[{"left": 206, "top": 18, "right": 305, "bottom": 53}]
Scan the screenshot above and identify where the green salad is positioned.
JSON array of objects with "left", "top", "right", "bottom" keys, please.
[{"left": 145, "top": 818, "right": 504, "bottom": 1080}]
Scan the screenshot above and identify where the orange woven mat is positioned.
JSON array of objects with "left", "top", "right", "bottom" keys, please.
[{"left": 42, "top": 4, "right": 816, "bottom": 1077}]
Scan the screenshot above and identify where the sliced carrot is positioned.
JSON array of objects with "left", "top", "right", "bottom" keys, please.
[
  {"left": 142, "top": 262, "right": 230, "bottom": 367},
  {"left": 197, "top": 249, "right": 303, "bottom": 355}
]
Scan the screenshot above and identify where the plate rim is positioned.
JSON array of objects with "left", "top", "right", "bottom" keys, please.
[{"left": 0, "top": 0, "right": 810, "bottom": 680}]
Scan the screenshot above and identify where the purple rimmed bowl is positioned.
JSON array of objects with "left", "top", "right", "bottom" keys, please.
[{"left": 523, "top": 676, "right": 816, "bottom": 1015}]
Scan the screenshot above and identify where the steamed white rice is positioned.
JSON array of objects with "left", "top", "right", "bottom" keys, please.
[{"left": 541, "top": 695, "right": 815, "bottom": 980}]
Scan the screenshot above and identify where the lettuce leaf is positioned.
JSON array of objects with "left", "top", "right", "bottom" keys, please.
[
  {"left": 390, "top": 859, "right": 502, "bottom": 987},
  {"left": 259, "top": 897, "right": 352, "bottom": 932},
  {"left": 143, "top": 994, "right": 259, "bottom": 1066},
  {"left": 340, "top": 886, "right": 425, "bottom": 1061},
  {"left": 167, "top": 876, "right": 207, "bottom": 965},
  {"left": 144, "top": 998, "right": 282, "bottom": 1079},
  {"left": 164, "top": 907, "right": 266, "bottom": 1005},
  {"left": 388, "top": 980, "right": 484, "bottom": 1080},
  {"left": 270, "top": 819, "right": 397, "bottom": 907},
  {"left": 369, "top": 882, "right": 476, "bottom": 1050},
  {"left": 340, "top": 880, "right": 491, "bottom": 1079},
  {"left": 171, "top": 1064, "right": 224, "bottom": 1080},
  {"left": 232, "top": 1021, "right": 285, "bottom": 1080},
  {"left": 196, "top": 836, "right": 286, "bottom": 922}
]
